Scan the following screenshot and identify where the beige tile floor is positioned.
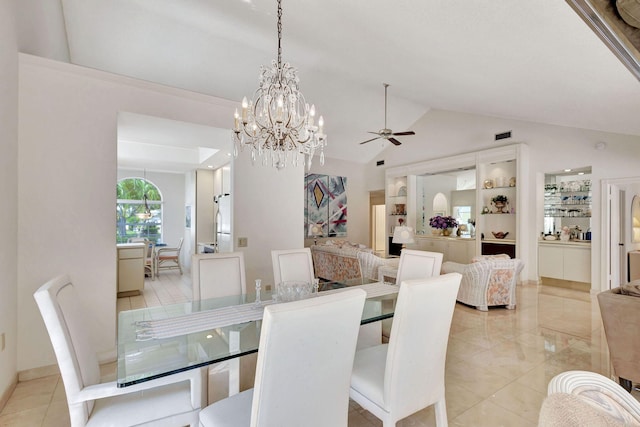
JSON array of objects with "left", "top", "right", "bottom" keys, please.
[{"left": 1, "top": 271, "right": 636, "bottom": 426}]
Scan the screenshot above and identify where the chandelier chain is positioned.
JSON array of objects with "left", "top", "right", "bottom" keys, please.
[{"left": 277, "top": 0, "right": 282, "bottom": 67}]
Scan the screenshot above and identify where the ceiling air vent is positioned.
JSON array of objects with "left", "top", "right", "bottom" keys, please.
[
  {"left": 376, "top": 160, "right": 385, "bottom": 166},
  {"left": 495, "top": 131, "right": 512, "bottom": 141}
]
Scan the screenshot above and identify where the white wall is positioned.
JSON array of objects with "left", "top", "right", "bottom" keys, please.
[
  {"left": 365, "top": 109, "right": 640, "bottom": 290},
  {"left": 18, "top": 55, "right": 237, "bottom": 371},
  {"left": 304, "top": 158, "right": 369, "bottom": 247},
  {"left": 0, "top": 0, "right": 19, "bottom": 399},
  {"left": 232, "top": 153, "right": 303, "bottom": 287}
]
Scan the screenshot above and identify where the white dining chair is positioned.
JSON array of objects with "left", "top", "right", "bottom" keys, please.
[
  {"left": 395, "top": 249, "right": 444, "bottom": 284},
  {"left": 34, "top": 275, "right": 202, "bottom": 427},
  {"left": 192, "top": 252, "right": 248, "bottom": 404},
  {"left": 192, "top": 252, "right": 247, "bottom": 300},
  {"left": 350, "top": 273, "right": 462, "bottom": 427},
  {"left": 381, "top": 249, "right": 444, "bottom": 341},
  {"left": 271, "top": 247, "right": 315, "bottom": 285},
  {"left": 199, "top": 288, "right": 366, "bottom": 427}
]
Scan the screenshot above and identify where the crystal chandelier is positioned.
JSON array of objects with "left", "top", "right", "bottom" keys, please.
[{"left": 232, "top": 0, "right": 326, "bottom": 171}]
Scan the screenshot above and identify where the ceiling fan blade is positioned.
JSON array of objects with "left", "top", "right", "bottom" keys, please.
[
  {"left": 367, "top": 131, "right": 381, "bottom": 135},
  {"left": 359, "top": 136, "right": 382, "bottom": 145},
  {"left": 392, "top": 131, "right": 415, "bottom": 136},
  {"left": 389, "top": 137, "right": 402, "bottom": 146}
]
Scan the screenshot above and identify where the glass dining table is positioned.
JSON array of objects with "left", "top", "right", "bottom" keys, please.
[{"left": 117, "top": 279, "right": 398, "bottom": 388}]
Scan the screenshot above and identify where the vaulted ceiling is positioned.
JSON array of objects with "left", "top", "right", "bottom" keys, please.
[{"left": 15, "top": 0, "right": 640, "bottom": 168}]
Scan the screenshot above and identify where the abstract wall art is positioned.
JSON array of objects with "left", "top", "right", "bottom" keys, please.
[{"left": 305, "top": 174, "right": 347, "bottom": 237}]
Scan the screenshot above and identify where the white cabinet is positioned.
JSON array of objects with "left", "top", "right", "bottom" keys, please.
[
  {"left": 564, "top": 247, "right": 591, "bottom": 283},
  {"left": 413, "top": 236, "right": 475, "bottom": 264},
  {"left": 117, "top": 243, "right": 145, "bottom": 296},
  {"left": 538, "top": 245, "right": 563, "bottom": 278},
  {"left": 538, "top": 242, "right": 591, "bottom": 283}
]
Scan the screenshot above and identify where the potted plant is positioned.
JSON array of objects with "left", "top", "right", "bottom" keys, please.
[
  {"left": 491, "top": 194, "right": 509, "bottom": 213},
  {"left": 428, "top": 215, "right": 458, "bottom": 236}
]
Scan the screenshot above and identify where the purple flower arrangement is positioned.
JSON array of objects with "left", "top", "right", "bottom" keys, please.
[{"left": 429, "top": 215, "right": 458, "bottom": 230}]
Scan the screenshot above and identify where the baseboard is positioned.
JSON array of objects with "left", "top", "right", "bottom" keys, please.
[
  {"left": 18, "top": 364, "right": 59, "bottom": 382},
  {"left": 0, "top": 375, "right": 18, "bottom": 412}
]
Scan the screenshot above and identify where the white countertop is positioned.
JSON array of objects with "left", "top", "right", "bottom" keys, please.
[{"left": 414, "top": 235, "right": 476, "bottom": 241}]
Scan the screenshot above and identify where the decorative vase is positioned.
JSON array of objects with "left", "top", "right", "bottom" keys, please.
[
  {"left": 442, "top": 228, "right": 452, "bottom": 236},
  {"left": 494, "top": 201, "right": 506, "bottom": 213}
]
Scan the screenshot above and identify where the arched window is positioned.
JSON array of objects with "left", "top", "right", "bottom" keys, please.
[{"left": 116, "top": 178, "right": 163, "bottom": 243}]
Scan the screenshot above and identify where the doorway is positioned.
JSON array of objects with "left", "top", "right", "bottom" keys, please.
[
  {"left": 370, "top": 190, "right": 386, "bottom": 255},
  {"left": 602, "top": 177, "right": 640, "bottom": 291}
]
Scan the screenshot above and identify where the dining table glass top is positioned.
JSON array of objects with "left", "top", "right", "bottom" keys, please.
[{"left": 117, "top": 278, "right": 397, "bottom": 387}]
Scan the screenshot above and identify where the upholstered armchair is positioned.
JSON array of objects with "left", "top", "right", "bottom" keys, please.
[
  {"left": 442, "top": 256, "right": 523, "bottom": 311},
  {"left": 597, "top": 284, "right": 640, "bottom": 391}
]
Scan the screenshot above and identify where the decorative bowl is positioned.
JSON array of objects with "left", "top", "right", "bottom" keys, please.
[
  {"left": 544, "top": 235, "right": 557, "bottom": 241},
  {"left": 491, "top": 231, "right": 509, "bottom": 239}
]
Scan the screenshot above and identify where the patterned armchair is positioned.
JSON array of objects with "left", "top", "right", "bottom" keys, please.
[
  {"left": 310, "top": 243, "right": 372, "bottom": 282},
  {"left": 442, "top": 256, "right": 523, "bottom": 311}
]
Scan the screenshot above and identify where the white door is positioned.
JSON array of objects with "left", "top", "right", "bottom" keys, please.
[{"left": 607, "top": 183, "right": 621, "bottom": 290}]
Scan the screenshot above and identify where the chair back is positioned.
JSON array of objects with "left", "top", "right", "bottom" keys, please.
[
  {"left": 271, "top": 248, "right": 315, "bottom": 285},
  {"left": 357, "top": 251, "right": 386, "bottom": 281},
  {"left": 395, "top": 249, "right": 443, "bottom": 284},
  {"left": 251, "top": 289, "right": 366, "bottom": 427},
  {"left": 383, "top": 273, "right": 461, "bottom": 416},
  {"left": 192, "top": 252, "right": 247, "bottom": 300},
  {"left": 34, "top": 275, "right": 100, "bottom": 427}
]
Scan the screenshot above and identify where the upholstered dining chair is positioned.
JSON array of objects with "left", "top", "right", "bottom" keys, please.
[
  {"left": 271, "top": 247, "right": 315, "bottom": 285},
  {"left": 34, "top": 275, "right": 202, "bottom": 427},
  {"left": 349, "top": 273, "right": 462, "bottom": 427},
  {"left": 156, "top": 237, "right": 184, "bottom": 276},
  {"left": 395, "top": 249, "right": 444, "bottom": 284},
  {"left": 199, "top": 288, "right": 367, "bottom": 427},
  {"left": 192, "top": 252, "right": 248, "bottom": 403}
]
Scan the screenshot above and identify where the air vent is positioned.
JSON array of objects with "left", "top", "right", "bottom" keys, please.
[
  {"left": 495, "top": 131, "right": 512, "bottom": 141},
  {"left": 376, "top": 160, "right": 385, "bottom": 166}
]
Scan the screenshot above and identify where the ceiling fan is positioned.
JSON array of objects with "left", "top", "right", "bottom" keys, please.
[{"left": 360, "top": 83, "right": 415, "bottom": 146}]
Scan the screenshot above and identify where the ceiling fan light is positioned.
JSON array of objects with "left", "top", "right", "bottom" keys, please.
[{"left": 359, "top": 83, "right": 415, "bottom": 146}]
